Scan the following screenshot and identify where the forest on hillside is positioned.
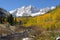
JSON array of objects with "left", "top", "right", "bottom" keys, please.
[{"left": 0, "top": 5, "right": 60, "bottom": 40}]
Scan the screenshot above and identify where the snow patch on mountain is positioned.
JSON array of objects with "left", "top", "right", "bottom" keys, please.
[{"left": 9, "top": 5, "right": 56, "bottom": 17}]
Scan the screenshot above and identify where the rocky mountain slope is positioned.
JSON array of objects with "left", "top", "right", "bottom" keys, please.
[{"left": 9, "top": 5, "right": 56, "bottom": 17}]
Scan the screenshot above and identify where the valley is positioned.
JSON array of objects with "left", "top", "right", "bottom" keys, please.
[{"left": 0, "top": 5, "right": 60, "bottom": 40}]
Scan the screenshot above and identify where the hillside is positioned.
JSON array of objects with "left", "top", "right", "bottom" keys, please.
[
  {"left": 0, "top": 5, "right": 60, "bottom": 40},
  {"left": 17, "top": 6, "right": 60, "bottom": 30}
]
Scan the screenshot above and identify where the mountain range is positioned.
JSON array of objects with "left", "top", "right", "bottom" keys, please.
[{"left": 9, "top": 5, "right": 56, "bottom": 17}]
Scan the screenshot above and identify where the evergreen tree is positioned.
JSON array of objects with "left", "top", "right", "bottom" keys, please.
[
  {"left": 7, "top": 14, "right": 14, "bottom": 26},
  {"left": 14, "top": 18, "right": 18, "bottom": 25}
]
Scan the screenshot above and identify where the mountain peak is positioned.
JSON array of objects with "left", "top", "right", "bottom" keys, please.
[
  {"left": 27, "top": 5, "right": 34, "bottom": 8},
  {"left": 9, "top": 5, "right": 56, "bottom": 17},
  {"left": 51, "top": 6, "right": 56, "bottom": 10},
  {"left": 20, "top": 6, "right": 26, "bottom": 9}
]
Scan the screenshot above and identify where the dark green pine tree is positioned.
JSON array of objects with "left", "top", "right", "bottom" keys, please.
[{"left": 7, "top": 14, "right": 14, "bottom": 26}]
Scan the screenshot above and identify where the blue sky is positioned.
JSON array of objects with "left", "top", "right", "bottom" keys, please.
[{"left": 0, "top": 0, "right": 60, "bottom": 11}]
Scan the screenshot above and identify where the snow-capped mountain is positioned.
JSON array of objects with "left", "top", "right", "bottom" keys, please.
[{"left": 9, "top": 5, "right": 56, "bottom": 17}]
